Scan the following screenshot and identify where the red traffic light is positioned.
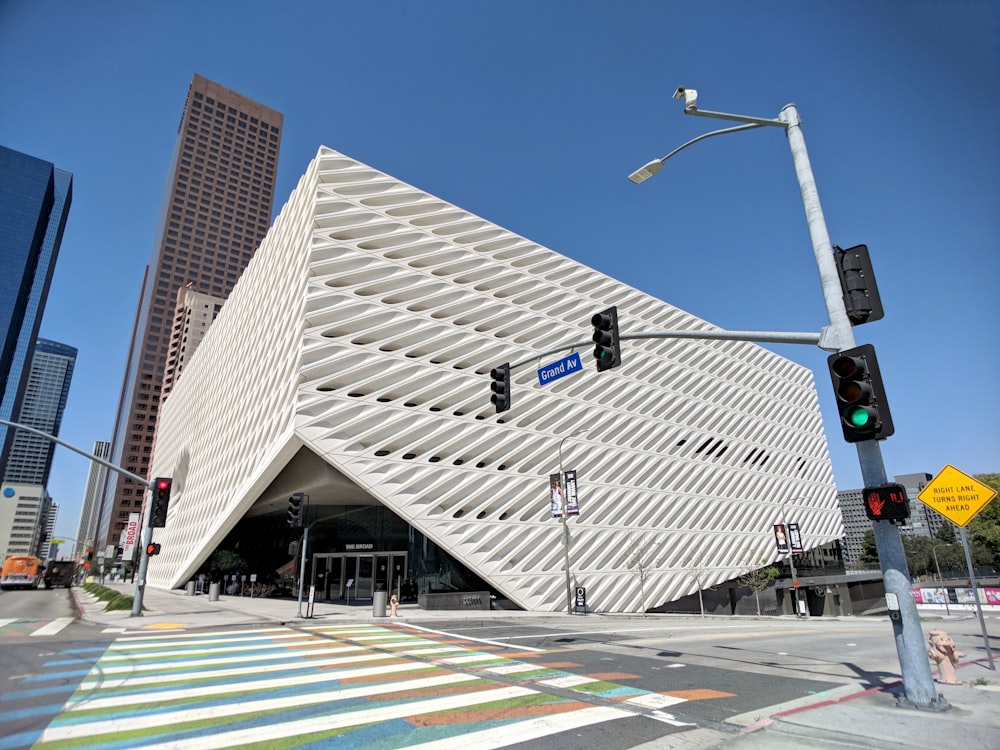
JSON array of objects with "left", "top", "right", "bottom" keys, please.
[
  {"left": 146, "top": 542, "right": 161, "bottom": 556},
  {"left": 156, "top": 478, "right": 171, "bottom": 491}
]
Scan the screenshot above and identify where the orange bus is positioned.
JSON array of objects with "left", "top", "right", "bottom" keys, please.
[{"left": 1, "top": 555, "right": 44, "bottom": 590}]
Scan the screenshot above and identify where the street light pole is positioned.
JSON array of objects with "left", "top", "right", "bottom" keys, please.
[
  {"left": 627, "top": 90, "right": 944, "bottom": 709},
  {"left": 558, "top": 428, "right": 588, "bottom": 615}
]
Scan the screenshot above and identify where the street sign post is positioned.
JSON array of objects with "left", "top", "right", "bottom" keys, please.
[
  {"left": 919, "top": 465, "right": 997, "bottom": 671},
  {"left": 917, "top": 465, "right": 996, "bottom": 527}
]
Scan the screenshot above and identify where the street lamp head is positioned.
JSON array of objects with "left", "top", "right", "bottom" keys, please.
[
  {"left": 627, "top": 159, "right": 664, "bottom": 184},
  {"left": 673, "top": 86, "right": 698, "bottom": 111}
]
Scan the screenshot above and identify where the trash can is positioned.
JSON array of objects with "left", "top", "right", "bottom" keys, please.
[
  {"left": 209, "top": 582, "right": 221, "bottom": 601},
  {"left": 373, "top": 590, "right": 387, "bottom": 617},
  {"left": 185, "top": 581, "right": 196, "bottom": 596}
]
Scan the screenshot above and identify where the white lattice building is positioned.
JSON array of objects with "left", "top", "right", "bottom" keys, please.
[{"left": 146, "top": 146, "right": 842, "bottom": 612}]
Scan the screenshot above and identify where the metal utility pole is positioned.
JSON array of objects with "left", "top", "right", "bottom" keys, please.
[{"left": 627, "top": 90, "right": 944, "bottom": 709}]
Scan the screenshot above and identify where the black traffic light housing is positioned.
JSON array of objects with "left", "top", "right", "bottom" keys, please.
[
  {"left": 146, "top": 542, "right": 161, "bottom": 556},
  {"left": 490, "top": 363, "right": 512, "bottom": 413},
  {"left": 287, "top": 492, "right": 305, "bottom": 527},
  {"left": 591, "top": 306, "right": 621, "bottom": 372},
  {"left": 863, "top": 483, "right": 910, "bottom": 523},
  {"left": 150, "top": 477, "right": 172, "bottom": 528},
  {"left": 827, "top": 344, "right": 894, "bottom": 443},
  {"left": 834, "top": 244, "right": 883, "bottom": 326}
]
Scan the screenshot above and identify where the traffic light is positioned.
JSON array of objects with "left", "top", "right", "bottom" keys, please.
[
  {"left": 863, "top": 483, "right": 910, "bottom": 523},
  {"left": 490, "top": 363, "right": 511, "bottom": 413},
  {"left": 834, "top": 244, "right": 883, "bottom": 326},
  {"left": 146, "top": 542, "right": 161, "bottom": 556},
  {"left": 150, "top": 477, "right": 172, "bottom": 528},
  {"left": 827, "top": 344, "right": 894, "bottom": 442},
  {"left": 591, "top": 306, "right": 621, "bottom": 372},
  {"left": 287, "top": 492, "right": 304, "bottom": 527}
]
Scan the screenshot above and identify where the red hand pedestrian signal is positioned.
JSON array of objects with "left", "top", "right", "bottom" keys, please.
[{"left": 863, "top": 484, "right": 910, "bottom": 523}]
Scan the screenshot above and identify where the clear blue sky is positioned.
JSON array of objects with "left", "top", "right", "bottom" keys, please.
[{"left": 1, "top": 1, "right": 997, "bottom": 544}]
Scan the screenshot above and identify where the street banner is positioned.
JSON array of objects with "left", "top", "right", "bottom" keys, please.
[
  {"left": 773, "top": 524, "right": 789, "bottom": 554},
  {"left": 787, "top": 522, "right": 803, "bottom": 553},
  {"left": 549, "top": 474, "right": 563, "bottom": 517},
  {"left": 121, "top": 513, "right": 141, "bottom": 560},
  {"left": 564, "top": 469, "right": 580, "bottom": 516}
]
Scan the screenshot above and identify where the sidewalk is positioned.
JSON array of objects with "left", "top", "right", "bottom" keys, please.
[{"left": 72, "top": 583, "right": 1000, "bottom": 749}]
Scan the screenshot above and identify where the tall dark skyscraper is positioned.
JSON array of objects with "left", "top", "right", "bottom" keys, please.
[
  {"left": 0, "top": 146, "right": 73, "bottom": 471},
  {"left": 2, "top": 338, "right": 76, "bottom": 486},
  {"left": 98, "top": 75, "right": 282, "bottom": 549}
]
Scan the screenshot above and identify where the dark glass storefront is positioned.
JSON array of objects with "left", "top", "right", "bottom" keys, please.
[{"left": 212, "top": 502, "right": 489, "bottom": 602}]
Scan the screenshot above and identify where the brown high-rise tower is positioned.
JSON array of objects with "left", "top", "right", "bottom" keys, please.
[{"left": 98, "top": 74, "right": 282, "bottom": 551}]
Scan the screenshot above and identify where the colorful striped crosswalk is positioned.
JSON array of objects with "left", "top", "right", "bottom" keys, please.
[{"left": 14, "top": 623, "right": 696, "bottom": 749}]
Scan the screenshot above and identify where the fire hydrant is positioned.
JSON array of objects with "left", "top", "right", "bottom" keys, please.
[
  {"left": 389, "top": 594, "right": 399, "bottom": 617},
  {"left": 927, "top": 629, "right": 965, "bottom": 684}
]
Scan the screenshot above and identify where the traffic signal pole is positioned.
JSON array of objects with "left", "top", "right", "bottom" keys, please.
[
  {"left": 0, "top": 419, "right": 161, "bottom": 619},
  {"left": 621, "top": 93, "right": 942, "bottom": 709},
  {"left": 780, "top": 104, "right": 943, "bottom": 709}
]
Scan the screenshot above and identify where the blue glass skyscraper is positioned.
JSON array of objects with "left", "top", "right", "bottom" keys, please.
[
  {"left": 3, "top": 338, "right": 77, "bottom": 486},
  {"left": 0, "top": 146, "right": 73, "bottom": 469}
]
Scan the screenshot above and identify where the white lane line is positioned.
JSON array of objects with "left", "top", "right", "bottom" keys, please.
[
  {"left": 31, "top": 617, "right": 74, "bottom": 636},
  {"left": 398, "top": 622, "right": 546, "bottom": 652}
]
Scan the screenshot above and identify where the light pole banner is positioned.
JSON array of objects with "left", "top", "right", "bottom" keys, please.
[
  {"left": 121, "top": 512, "right": 141, "bottom": 560},
  {"left": 773, "top": 524, "right": 789, "bottom": 555},
  {"left": 549, "top": 474, "right": 563, "bottom": 517},
  {"left": 564, "top": 470, "right": 580, "bottom": 516},
  {"left": 787, "top": 522, "right": 803, "bottom": 553}
]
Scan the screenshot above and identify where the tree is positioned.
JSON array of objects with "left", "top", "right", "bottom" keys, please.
[
  {"left": 207, "top": 550, "right": 246, "bottom": 582},
  {"left": 968, "top": 474, "right": 1000, "bottom": 570},
  {"left": 623, "top": 535, "right": 652, "bottom": 617},
  {"left": 686, "top": 557, "right": 715, "bottom": 618},
  {"left": 860, "top": 529, "right": 879, "bottom": 565},
  {"left": 738, "top": 552, "right": 780, "bottom": 616}
]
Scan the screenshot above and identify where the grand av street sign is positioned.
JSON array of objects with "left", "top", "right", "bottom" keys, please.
[
  {"left": 537, "top": 352, "right": 582, "bottom": 386},
  {"left": 917, "top": 465, "right": 997, "bottom": 527}
]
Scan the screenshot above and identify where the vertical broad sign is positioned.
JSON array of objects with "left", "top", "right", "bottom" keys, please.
[
  {"left": 787, "top": 522, "right": 803, "bottom": 553},
  {"left": 121, "top": 513, "right": 141, "bottom": 560},
  {"left": 564, "top": 470, "right": 580, "bottom": 516}
]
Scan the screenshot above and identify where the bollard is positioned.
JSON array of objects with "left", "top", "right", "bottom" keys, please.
[
  {"left": 209, "top": 581, "right": 220, "bottom": 601},
  {"left": 373, "top": 590, "right": 387, "bottom": 617},
  {"left": 185, "top": 581, "right": 196, "bottom": 596},
  {"left": 927, "top": 629, "right": 965, "bottom": 684}
]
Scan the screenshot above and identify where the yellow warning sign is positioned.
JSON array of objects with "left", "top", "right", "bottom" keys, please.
[{"left": 917, "top": 465, "right": 996, "bottom": 527}]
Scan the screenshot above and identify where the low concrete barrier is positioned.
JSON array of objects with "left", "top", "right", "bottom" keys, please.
[{"left": 418, "top": 591, "right": 491, "bottom": 610}]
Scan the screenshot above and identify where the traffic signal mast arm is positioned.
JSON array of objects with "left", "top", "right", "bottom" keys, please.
[{"left": 503, "top": 326, "right": 830, "bottom": 372}]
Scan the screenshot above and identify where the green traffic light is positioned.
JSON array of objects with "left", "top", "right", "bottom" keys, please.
[{"left": 844, "top": 406, "right": 875, "bottom": 428}]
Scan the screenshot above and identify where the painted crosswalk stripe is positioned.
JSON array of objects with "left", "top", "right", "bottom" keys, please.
[
  {"left": 117, "top": 685, "right": 541, "bottom": 750},
  {"left": 31, "top": 618, "right": 74, "bottom": 637},
  {"left": 403, "top": 705, "right": 634, "bottom": 750},
  {"left": 92, "top": 643, "right": 364, "bottom": 675},
  {"left": 39, "top": 672, "right": 483, "bottom": 742},
  {"left": 71, "top": 658, "right": 438, "bottom": 710}
]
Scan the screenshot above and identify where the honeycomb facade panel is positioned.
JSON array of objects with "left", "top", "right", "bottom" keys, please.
[{"left": 147, "top": 146, "right": 842, "bottom": 612}]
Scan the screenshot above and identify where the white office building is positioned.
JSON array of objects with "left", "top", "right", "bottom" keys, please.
[{"left": 144, "top": 147, "right": 842, "bottom": 613}]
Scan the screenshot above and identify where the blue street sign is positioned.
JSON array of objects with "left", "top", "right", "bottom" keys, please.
[{"left": 537, "top": 352, "right": 583, "bottom": 386}]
